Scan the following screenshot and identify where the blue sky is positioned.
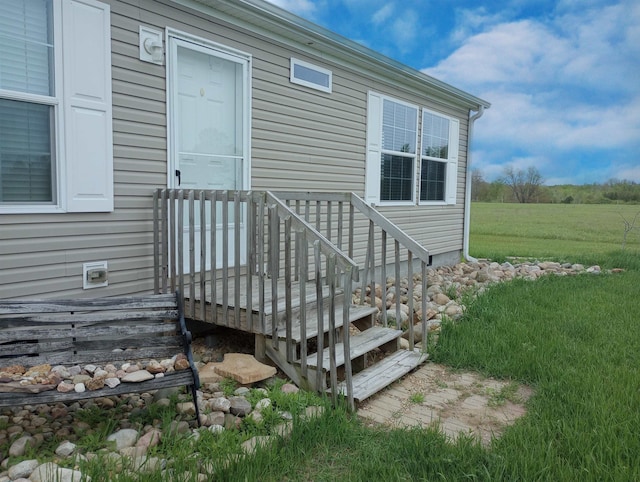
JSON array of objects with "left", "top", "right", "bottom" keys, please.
[{"left": 266, "top": 0, "right": 640, "bottom": 185}]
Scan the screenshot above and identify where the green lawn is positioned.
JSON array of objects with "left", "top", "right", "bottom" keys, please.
[{"left": 470, "top": 202, "right": 640, "bottom": 261}]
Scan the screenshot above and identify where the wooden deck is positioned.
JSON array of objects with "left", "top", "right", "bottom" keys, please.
[
  {"left": 154, "top": 189, "right": 431, "bottom": 408},
  {"left": 184, "top": 276, "right": 339, "bottom": 334}
]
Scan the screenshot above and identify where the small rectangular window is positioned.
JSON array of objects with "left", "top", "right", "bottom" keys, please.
[{"left": 290, "top": 58, "right": 332, "bottom": 93}]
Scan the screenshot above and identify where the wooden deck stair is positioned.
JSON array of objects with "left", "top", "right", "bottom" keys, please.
[{"left": 264, "top": 284, "right": 427, "bottom": 403}]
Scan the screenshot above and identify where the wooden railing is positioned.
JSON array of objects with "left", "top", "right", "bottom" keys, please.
[
  {"left": 152, "top": 189, "right": 430, "bottom": 408},
  {"left": 273, "top": 192, "right": 430, "bottom": 351},
  {"left": 152, "top": 189, "right": 358, "bottom": 407}
]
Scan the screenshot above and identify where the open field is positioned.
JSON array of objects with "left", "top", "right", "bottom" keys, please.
[{"left": 470, "top": 202, "right": 640, "bottom": 261}]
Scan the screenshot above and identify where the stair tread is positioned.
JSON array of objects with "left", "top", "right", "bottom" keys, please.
[
  {"left": 306, "top": 326, "right": 402, "bottom": 369},
  {"left": 335, "top": 349, "right": 428, "bottom": 402},
  {"left": 277, "top": 304, "right": 377, "bottom": 342}
]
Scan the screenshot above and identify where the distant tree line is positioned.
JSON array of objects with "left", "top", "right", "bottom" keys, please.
[{"left": 471, "top": 168, "right": 640, "bottom": 204}]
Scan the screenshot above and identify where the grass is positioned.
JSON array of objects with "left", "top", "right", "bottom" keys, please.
[
  {"left": 470, "top": 202, "right": 640, "bottom": 261},
  {"left": 217, "top": 261, "right": 640, "bottom": 481}
]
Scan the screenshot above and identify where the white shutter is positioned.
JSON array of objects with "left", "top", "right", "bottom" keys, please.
[
  {"left": 445, "top": 118, "right": 459, "bottom": 205},
  {"left": 62, "top": 0, "right": 113, "bottom": 212},
  {"left": 365, "top": 91, "right": 382, "bottom": 205}
]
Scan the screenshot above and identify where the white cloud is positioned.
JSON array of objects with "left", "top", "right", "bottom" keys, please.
[
  {"left": 611, "top": 165, "right": 640, "bottom": 183},
  {"left": 372, "top": 3, "right": 395, "bottom": 24},
  {"left": 422, "top": 0, "right": 640, "bottom": 184},
  {"left": 450, "top": 7, "right": 510, "bottom": 45},
  {"left": 389, "top": 10, "right": 419, "bottom": 53}
]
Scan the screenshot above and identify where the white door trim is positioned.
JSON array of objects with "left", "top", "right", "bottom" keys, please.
[{"left": 165, "top": 29, "right": 252, "bottom": 273}]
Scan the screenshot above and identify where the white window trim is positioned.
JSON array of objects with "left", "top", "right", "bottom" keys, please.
[
  {"left": 418, "top": 108, "right": 459, "bottom": 206},
  {"left": 0, "top": 0, "right": 113, "bottom": 215},
  {"left": 290, "top": 57, "right": 332, "bottom": 93},
  {"left": 365, "top": 92, "right": 419, "bottom": 206}
]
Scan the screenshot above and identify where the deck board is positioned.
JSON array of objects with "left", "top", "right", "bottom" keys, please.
[
  {"left": 336, "top": 350, "right": 428, "bottom": 402},
  {"left": 183, "top": 275, "right": 342, "bottom": 334}
]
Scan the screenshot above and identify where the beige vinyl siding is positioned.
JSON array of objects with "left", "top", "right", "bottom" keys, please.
[
  {"left": 0, "top": 0, "right": 166, "bottom": 299},
  {"left": 0, "top": 0, "right": 473, "bottom": 299}
]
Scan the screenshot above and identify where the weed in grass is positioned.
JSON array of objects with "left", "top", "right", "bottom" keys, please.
[
  {"left": 219, "top": 377, "right": 238, "bottom": 396},
  {"left": 73, "top": 405, "right": 120, "bottom": 452},
  {"left": 129, "top": 394, "right": 178, "bottom": 427},
  {"left": 486, "top": 382, "right": 521, "bottom": 407},
  {"left": 459, "top": 286, "right": 480, "bottom": 310},
  {"left": 444, "top": 284, "right": 459, "bottom": 300},
  {"left": 435, "top": 379, "right": 448, "bottom": 389},
  {"left": 409, "top": 392, "right": 425, "bottom": 404}
]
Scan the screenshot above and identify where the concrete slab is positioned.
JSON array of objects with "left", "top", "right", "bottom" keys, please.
[{"left": 357, "top": 362, "right": 532, "bottom": 445}]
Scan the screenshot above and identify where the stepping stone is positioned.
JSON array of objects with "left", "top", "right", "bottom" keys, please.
[
  {"left": 198, "top": 362, "right": 223, "bottom": 384},
  {"left": 213, "top": 353, "right": 276, "bottom": 384}
]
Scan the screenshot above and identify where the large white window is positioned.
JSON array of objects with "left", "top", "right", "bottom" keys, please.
[
  {"left": 365, "top": 91, "right": 459, "bottom": 206},
  {"left": 0, "top": 0, "right": 113, "bottom": 213}
]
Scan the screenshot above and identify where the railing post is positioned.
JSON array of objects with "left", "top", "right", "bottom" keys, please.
[
  {"left": 177, "top": 190, "right": 185, "bottom": 306},
  {"left": 337, "top": 201, "right": 344, "bottom": 252},
  {"left": 257, "top": 194, "right": 266, "bottom": 333},
  {"left": 222, "top": 192, "right": 229, "bottom": 326},
  {"left": 246, "top": 192, "right": 254, "bottom": 332},
  {"left": 303, "top": 199, "right": 310, "bottom": 282},
  {"left": 284, "top": 216, "right": 293, "bottom": 363},
  {"left": 269, "top": 204, "right": 279, "bottom": 348},
  {"left": 199, "top": 190, "right": 206, "bottom": 321},
  {"left": 407, "top": 250, "right": 414, "bottom": 350},
  {"left": 348, "top": 196, "right": 354, "bottom": 261},
  {"left": 314, "top": 241, "right": 325, "bottom": 391},
  {"left": 381, "top": 230, "right": 387, "bottom": 326},
  {"left": 394, "top": 240, "right": 401, "bottom": 330},
  {"left": 327, "top": 253, "right": 338, "bottom": 405},
  {"left": 342, "top": 266, "right": 354, "bottom": 411},
  {"left": 169, "top": 189, "right": 177, "bottom": 293},
  {"left": 153, "top": 189, "right": 159, "bottom": 294},
  {"left": 188, "top": 190, "right": 196, "bottom": 319},
  {"left": 368, "top": 222, "right": 376, "bottom": 310},
  {"left": 234, "top": 191, "right": 242, "bottom": 330},
  {"left": 298, "top": 228, "right": 308, "bottom": 381},
  {"left": 422, "top": 261, "right": 428, "bottom": 352},
  {"left": 294, "top": 200, "right": 301, "bottom": 282},
  {"left": 210, "top": 191, "right": 217, "bottom": 325},
  {"left": 160, "top": 189, "right": 168, "bottom": 294}
]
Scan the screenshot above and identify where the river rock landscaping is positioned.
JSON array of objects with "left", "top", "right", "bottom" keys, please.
[{"left": 0, "top": 259, "right": 608, "bottom": 481}]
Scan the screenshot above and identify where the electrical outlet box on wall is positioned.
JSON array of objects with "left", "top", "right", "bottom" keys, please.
[{"left": 83, "top": 261, "right": 108, "bottom": 289}]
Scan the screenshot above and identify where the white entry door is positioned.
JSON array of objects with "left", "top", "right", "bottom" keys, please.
[{"left": 168, "top": 35, "right": 250, "bottom": 273}]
